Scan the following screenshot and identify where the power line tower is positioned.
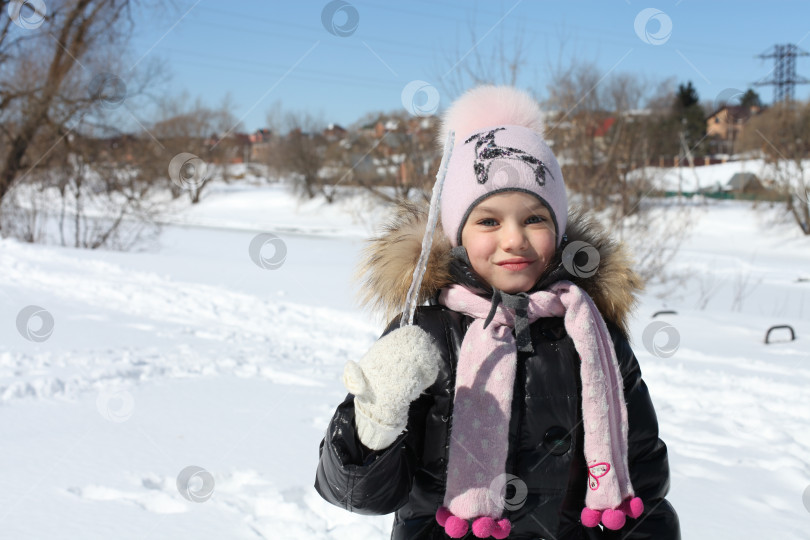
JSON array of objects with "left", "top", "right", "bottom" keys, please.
[{"left": 755, "top": 44, "right": 810, "bottom": 103}]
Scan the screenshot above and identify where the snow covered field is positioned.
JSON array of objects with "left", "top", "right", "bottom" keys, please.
[{"left": 1, "top": 179, "right": 809, "bottom": 539}]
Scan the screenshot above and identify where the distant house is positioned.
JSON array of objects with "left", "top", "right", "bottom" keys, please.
[
  {"left": 323, "top": 123, "right": 347, "bottom": 141},
  {"left": 406, "top": 115, "right": 438, "bottom": 135},
  {"left": 249, "top": 128, "right": 273, "bottom": 163},
  {"left": 589, "top": 117, "right": 616, "bottom": 139},
  {"left": 249, "top": 128, "right": 272, "bottom": 144},
  {"left": 706, "top": 105, "right": 761, "bottom": 153}
]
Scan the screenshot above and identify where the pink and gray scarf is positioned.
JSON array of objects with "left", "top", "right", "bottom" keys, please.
[{"left": 434, "top": 282, "right": 643, "bottom": 539}]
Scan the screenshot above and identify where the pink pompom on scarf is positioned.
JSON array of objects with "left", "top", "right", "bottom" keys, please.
[{"left": 434, "top": 282, "right": 643, "bottom": 537}]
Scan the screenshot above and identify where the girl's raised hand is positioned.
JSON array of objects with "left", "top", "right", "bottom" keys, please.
[{"left": 343, "top": 325, "right": 441, "bottom": 450}]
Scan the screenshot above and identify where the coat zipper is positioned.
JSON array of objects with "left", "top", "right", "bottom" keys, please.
[{"left": 512, "top": 330, "right": 527, "bottom": 486}]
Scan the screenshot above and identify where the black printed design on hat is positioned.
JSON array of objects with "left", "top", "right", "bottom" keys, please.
[{"left": 464, "top": 127, "right": 554, "bottom": 186}]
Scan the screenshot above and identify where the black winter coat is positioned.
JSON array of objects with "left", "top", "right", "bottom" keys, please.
[{"left": 315, "top": 305, "right": 680, "bottom": 539}]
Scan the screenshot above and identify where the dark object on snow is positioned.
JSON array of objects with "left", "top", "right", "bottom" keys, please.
[
  {"left": 652, "top": 310, "right": 678, "bottom": 318},
  {"left": 764, "top": 324, "right": 796, "bottom": 344},
  {"left": 726, "top": 172, "right": 765, "bottom": 194}
]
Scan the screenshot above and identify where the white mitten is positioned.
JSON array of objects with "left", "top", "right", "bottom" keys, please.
[{"left": 343, "top": 325, "right": 441, "bottom": 450}]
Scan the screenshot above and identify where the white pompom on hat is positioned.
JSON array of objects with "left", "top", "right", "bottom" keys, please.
[{"left": 438, "top": 85, "right": 568, "bottom": 248}]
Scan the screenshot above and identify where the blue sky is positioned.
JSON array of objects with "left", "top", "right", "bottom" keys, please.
[{"left": 128, "top": 0, "right": 810, "bottom": 132}]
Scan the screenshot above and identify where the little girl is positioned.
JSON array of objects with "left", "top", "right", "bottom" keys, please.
[{"left": 315, "top": 86, "right": 681, "bottom": 539}]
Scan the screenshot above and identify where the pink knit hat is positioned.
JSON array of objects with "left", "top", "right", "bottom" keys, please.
[{"left": 438, "top": 86, "right": 568, "bottom": 248}]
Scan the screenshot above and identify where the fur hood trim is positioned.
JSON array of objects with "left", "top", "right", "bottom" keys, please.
[{"left": 352, "top": 199, "right": 644, "bottom": 336}]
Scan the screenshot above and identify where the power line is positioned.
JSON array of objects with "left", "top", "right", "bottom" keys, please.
[{"left": 168, "top": 56, "right": 400, "bottom": 89}]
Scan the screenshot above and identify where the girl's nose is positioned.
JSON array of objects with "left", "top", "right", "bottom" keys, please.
[{"left": 501, "top": 223, "right": 528, "bottom": 251}]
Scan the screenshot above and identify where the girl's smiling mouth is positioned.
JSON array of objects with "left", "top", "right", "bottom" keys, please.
[{"left": 496, "top": 258, "right": 534, "bottom": 271}]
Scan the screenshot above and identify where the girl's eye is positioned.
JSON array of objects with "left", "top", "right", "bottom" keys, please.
[{"left": 476, "top": 216, "right": 546, "bottom": 226}]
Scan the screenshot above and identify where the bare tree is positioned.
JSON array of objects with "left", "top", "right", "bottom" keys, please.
[
  {"left": 544, "top": 61, "right": 677, "bottom": 214},
  {"left": 151, "top": 93, "right": 242, "bottom": 204},
  {"left": 0, "top": 182, "right": 47, "bottom": 243},
  {"left": 1, "top": 118, "right": 166, "bottom": 250},
  {"left": 2, "top": 1, "right": 127, "bottom": 211},
  {"left": 59, "top": 136, "right": 162, "bottom": 249},
  {"left": 0, "top": 0, "right": 171, "bottom": 235},
  {"left": 263, "top": 104, "right": 335, "bottom": 201},
  {"left": 603, "top": 74, "right": 669, "bottom": 222},
  {"left": 693, "top": 266, "right": 724, "bottom": 310},
  {"left": 738, "top": 100, "right": 810, "bottom": 235},
  {"left": 542, "top": 56, "right": 693, "bottom": 289},
  {"left": 436, "top": 18, "right": 529, "bottom": 100},
  {"left": 730, "top": 269, "right": 763, "bottom": 312}
]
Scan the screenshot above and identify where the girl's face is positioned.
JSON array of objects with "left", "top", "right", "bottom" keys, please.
[{"left": 460, "top": 192, "right": 557, "bottom": 294}]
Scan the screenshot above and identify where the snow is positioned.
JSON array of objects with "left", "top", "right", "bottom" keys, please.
[
  {"left": 1, "top": 179, "right": 809, "bottom": 538},
  {"left": 631, "top": 158, "right": 810, "bottom": 192},
  {"left": 164, "top": 182, "right": 390, "bottom": 238}
]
